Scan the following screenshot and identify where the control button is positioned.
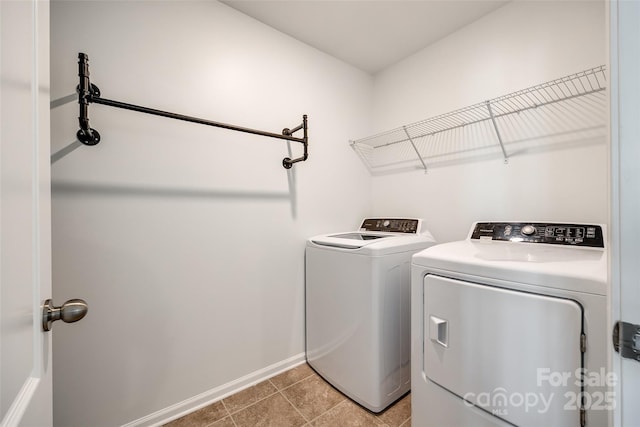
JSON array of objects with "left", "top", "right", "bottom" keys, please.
[
  {"left": 383, "top": 220, "right": 390, "bottom": 228},
  {"left": 504, "top": 225, "right": 512, "bottom": 236},
  {"left": 521, "top": 225, "right": 536, "bottom": 236}
]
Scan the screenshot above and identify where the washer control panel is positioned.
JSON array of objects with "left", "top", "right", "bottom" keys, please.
[
  {"left": 360, "top": 218, "right": 420, "bottom": 234},
  {"left": 471, "top": 222, "right": 604, "bottom": 248}
]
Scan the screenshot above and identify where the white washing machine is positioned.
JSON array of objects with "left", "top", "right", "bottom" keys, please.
[
  {"left": 411, "top": 222, "right": 610, "bottom": 427},
  {"left": 306, "top": 218, "right": 436, "bottom": 412}
]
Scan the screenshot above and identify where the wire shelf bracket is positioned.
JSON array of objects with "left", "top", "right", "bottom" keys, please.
[
  {"left": 486, "top": 101, "right": 508, "bottom": 163},
  {"left": 76, "top": 53, "right": 309, "bottom": 169},
  {"left": 351, "top": 65, "right": 607, "bottom": 174},
  {"left": 402, "top": 125, "right": 428, "bottom": 173}
]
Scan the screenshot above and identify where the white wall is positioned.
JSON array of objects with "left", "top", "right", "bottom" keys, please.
[
  {"left": 370, "top": 0, "right": 608, "bottom": 243},
  {"left": 50, "top": 2, "right": 372, "bottom": 426}
]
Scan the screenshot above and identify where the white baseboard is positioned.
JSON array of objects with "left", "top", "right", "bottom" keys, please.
[{"left": 121, "top": 352, "right": 307, "bottom": 427}]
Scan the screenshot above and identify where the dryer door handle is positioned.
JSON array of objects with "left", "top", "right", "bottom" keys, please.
[{"left": 429, "top": 316, "right": 448, "bottom": 348}]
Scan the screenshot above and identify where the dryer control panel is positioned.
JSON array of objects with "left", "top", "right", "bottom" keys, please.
[
  {"left": 360, "top": 218, "right": 420, "bottom": 234},
  {"left": 470, "top": 222, "right": 604, "bottom": 248}
]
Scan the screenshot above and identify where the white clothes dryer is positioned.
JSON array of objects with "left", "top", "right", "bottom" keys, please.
[
  {"left": 306, "top": 218, "right": 436, "bottom": 412},
  {"left": 411, "top": 222, "right": 610, "bottom": 427}
]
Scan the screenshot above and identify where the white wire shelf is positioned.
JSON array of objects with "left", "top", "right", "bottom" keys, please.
[{"left": 350, "top": 65, "right": 607, "bottom": 174}]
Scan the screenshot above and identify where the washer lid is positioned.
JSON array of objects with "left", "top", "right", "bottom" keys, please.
[
  {"left": 309, "top": 232, "right": 398, "bottom": 250},
  {"left": 309, "top": 232, "right": 435, "bottom": 254},
  {"left": 307, "top": 217, "right": 435, "bottom": 253},
  {"left": 328, "top": 232, "right": 393, "bottom": 241}
]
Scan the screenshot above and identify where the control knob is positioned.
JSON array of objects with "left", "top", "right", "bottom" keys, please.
[{"left": 521, "top": 225, "right": 536, "bottom": 236}]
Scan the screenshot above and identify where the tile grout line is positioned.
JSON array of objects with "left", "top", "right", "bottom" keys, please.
[
  {"left": 277, "top": 389, "right": 311, "bottom": 426},
  {"left": 303, "top": 399, "right": 349, "bottom": 425},
  {"left": 223, "top": 379, "right": 279, "bottom": 417},
  {"left": 276, "top": 371, "right": 348, "bottom": 426},
  {"left": 219, "top": 366, "right": 316, "bottom": 417},
  {"left": 222, "top": 373, "right": 318, "bottom": 425},
  {"left": 218, "top": 399, "right": 238, "bottom": 427},
  {"left": 276, "top": 371, "right": 316, "bottom": 392},
  {"left": 288, "top": 373, "right": 352, "bottom": 425},
  {"left": 374, "top": 409, "right": 393, "bottom": 427},
  {"left": 276, "top": 372, "right": 336, "bottom": 425}
]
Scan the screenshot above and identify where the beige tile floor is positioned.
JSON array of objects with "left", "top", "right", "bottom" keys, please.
[{"left": 164, "top": 363, "right": 411, "bottom": 427}]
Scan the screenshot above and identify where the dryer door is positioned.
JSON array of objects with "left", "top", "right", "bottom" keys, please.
[{"left": 423, "top": 275, "right": 583, "bottom": 427}]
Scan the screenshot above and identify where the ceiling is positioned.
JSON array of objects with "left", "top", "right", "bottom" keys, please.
[{"left": 221, "top": 0, "right": 510, "bottom": 75}]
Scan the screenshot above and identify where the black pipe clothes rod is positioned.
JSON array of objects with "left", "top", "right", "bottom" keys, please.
[{"left": 76, "top": 53, "right": 308, "bottom": 169}]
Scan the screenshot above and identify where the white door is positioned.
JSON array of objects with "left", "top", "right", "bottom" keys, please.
[
  {"left": 610, "top": 0, "right": 640, "bottom": 426},
  {"left": 1, "top": 0, "right": 53, "bottom": 426}
]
